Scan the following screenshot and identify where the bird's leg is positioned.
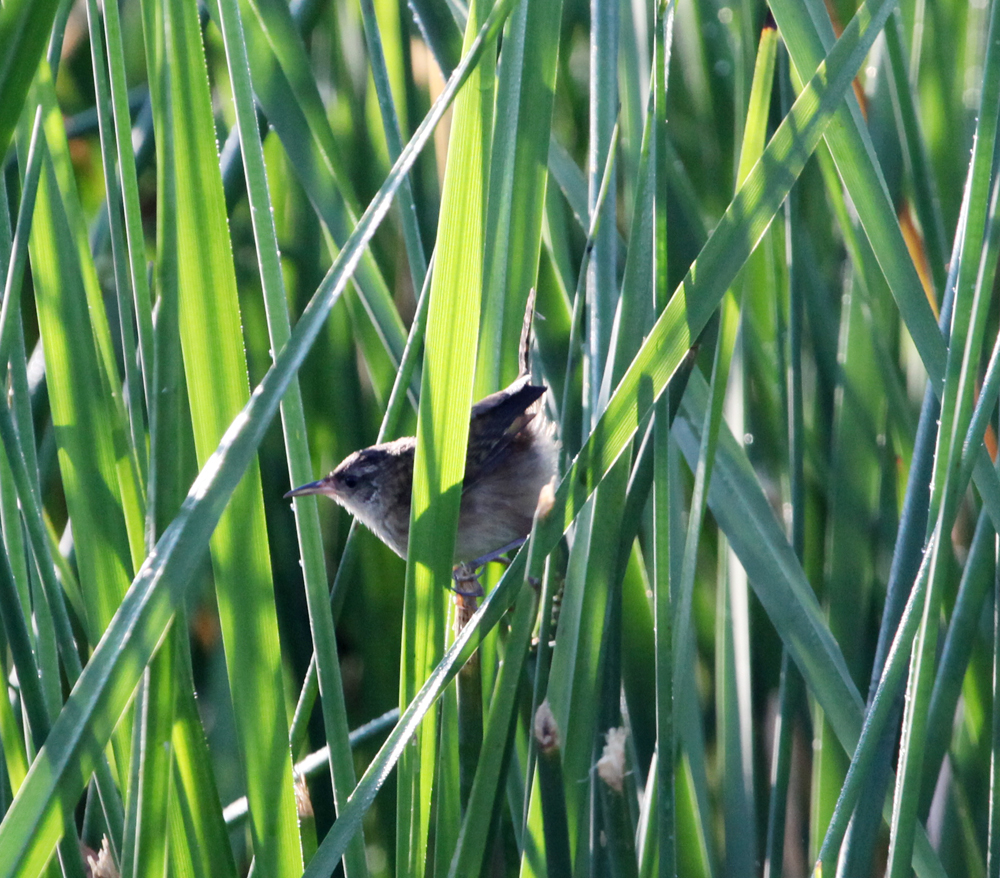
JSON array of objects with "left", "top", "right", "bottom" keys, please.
[
  {"left": 470, "top": 538, "right": 527, "bottom": 569},
  {"left": 449, "top": 538, "right": 528, "bottom": 596}
]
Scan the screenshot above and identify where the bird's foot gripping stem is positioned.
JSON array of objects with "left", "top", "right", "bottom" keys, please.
[{"left": 450, "top": 538, "right": 527, "bottom": 597}]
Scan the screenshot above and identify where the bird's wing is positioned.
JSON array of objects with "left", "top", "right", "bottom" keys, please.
[{"left": 463, "top": 376, "right": 546, "bottom": 491}]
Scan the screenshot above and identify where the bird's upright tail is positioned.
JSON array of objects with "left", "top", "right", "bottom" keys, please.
[{"left": 519, "top": 287, "right": 537, "bottom": 378}]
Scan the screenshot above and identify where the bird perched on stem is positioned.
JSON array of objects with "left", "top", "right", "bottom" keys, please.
[{"left": 286, "top": 293, "right": 557, "bottom": 591}]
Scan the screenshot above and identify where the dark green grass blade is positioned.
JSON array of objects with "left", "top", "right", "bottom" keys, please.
[{"left": 0, "top": 0, "right": 60, "bottom": 158}]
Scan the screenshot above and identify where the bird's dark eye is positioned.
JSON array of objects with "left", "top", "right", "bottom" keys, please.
[{"left": 341, "top": 473, "right": 359, "bottom": 489}]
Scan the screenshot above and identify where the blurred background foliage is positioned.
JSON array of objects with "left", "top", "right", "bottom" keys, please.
[{"left": 2, "top": 0, "right": 1000, "bottom": 875}]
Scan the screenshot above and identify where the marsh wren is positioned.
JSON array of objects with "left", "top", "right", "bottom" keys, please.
[{"left": 285, "top": 374, "right": 558, "bottom": 571}]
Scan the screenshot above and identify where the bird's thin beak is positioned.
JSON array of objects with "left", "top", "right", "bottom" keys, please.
[{"left": 284, "top": 478, "right": 328, "bottom": 499}]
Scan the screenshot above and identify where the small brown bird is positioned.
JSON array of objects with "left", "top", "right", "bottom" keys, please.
[{"left": 285, "top": 374, "right": 558, "bottom": 569}]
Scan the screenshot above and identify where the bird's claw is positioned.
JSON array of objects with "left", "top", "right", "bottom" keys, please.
[{"left": 451, "top": 564, "right": 485, "bottom": 598}]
